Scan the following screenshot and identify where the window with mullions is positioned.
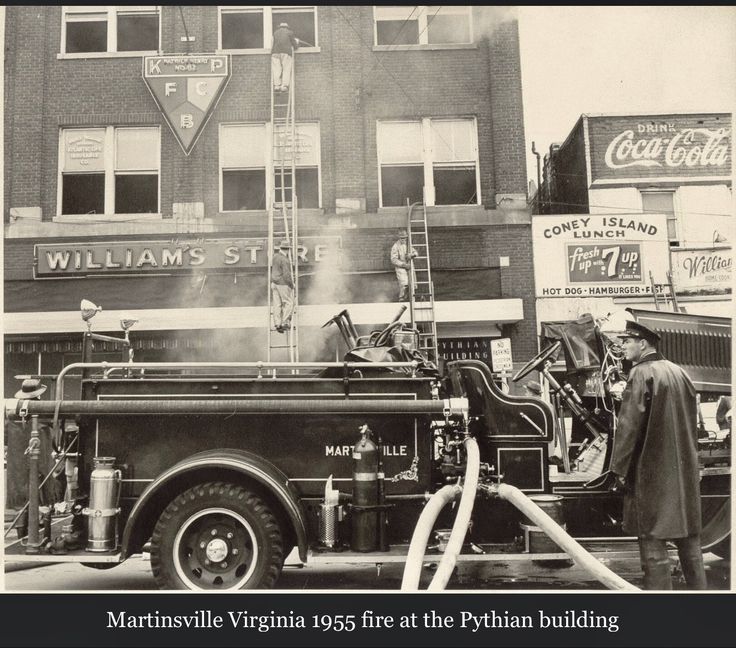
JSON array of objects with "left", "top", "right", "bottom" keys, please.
[
  {"left": 59, "top": 127, "right": 160, "bottom": 216},
  {"left": 377, "top": 118, "right": 480, "bottom": 207},
  {"left": 219, "top": 6, "right": 317, "bottom": 50},
  {"left": 374, "top": 6, "right": 472, "bottom": 46},
  {"left": 220, "top": 123, "right": 321, "bottom": 212},
  {"left": 62, "top": 6, "right": 160, "bottom": 54}
]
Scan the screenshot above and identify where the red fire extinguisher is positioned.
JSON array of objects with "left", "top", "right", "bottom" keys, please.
[{"left": 351, "top": 425, "right": 379, "bottom": 552}]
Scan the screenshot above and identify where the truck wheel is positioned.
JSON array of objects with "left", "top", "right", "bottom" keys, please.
[{"left": 150, "top": 482, "right": 284, "bottom": 590}]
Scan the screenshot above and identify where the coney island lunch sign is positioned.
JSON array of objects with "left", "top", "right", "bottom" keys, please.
[{"left": 588, "top": 114, "right": 731, "bottom": 182}]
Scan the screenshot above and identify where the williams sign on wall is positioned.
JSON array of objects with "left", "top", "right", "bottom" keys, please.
[{"left": 532, "top": 214, "right": 669, "bottom": 298}]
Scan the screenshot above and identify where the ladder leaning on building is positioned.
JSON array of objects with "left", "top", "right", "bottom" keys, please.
[
  {"left": 407, "top": 199, "right": 439, "bottom": 364},
  {"left": 267, "top": 50, "right": 299, "bottom": 362}
]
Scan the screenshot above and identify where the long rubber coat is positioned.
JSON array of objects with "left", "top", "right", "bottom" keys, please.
[{"left": 611, "top": 352, "right": 701, "bottom": 539}]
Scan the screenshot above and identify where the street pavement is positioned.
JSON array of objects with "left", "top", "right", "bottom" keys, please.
[{"left": 4, "top": 549, "right": 729, "bottom": 591}]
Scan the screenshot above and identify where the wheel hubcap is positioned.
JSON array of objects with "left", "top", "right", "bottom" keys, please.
[{"left": 173, "top": 508, "right": 258, "bottom": 590}]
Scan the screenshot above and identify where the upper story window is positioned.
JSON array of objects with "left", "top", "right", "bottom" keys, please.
[
  {"left": 219, "top": 6, "right": 317, "bottom": 51},
  {"left": 641, "top": 190, "right": 678, "bottom": 245},
  {"left": 219, "top": 122, "right": 321, "bottom": 211},
  {"left": 59, "top": 127, "right": 160, "bottom": 216},
  {"left": 377, "top": 118, "right": 480, "bottom": 207},
  {"left": 373, "top": 6, "right": 472, "bottom": 46},
  {"left": 62, "top": 6, "right": 160, "bottom": 54}
]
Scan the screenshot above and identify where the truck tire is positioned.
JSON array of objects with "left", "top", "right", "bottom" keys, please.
[{"left": 150, "top": 481, "right": 284, "bottom": 590}]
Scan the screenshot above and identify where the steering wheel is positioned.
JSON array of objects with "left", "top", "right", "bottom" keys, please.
[
  {"left": 374, "top": 321, "right": 403, "bottom": 347},
  {"left": 512, "top": 341, "right": 562, "bottom": 383}
]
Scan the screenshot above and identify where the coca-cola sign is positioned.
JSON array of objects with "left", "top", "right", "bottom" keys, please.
[{"left": 589, "top": 114, "right": 731, "bottom": 181}]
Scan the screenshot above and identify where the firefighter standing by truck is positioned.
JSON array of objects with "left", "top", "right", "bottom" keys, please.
[{"left": 610, "top": 320, "right": 707, "bottom": 590}]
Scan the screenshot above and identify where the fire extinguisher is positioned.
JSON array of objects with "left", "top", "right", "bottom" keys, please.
[{"left": 351, "top": 425, "right": 379, "bottom": 552}]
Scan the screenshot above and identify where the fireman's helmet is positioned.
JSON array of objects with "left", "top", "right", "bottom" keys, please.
[
  {"left": 279, "top": 239, "right": 291, "bottom": 249},
  {"left": 14, "top": 378, "right": 47, "bottom": 399}
]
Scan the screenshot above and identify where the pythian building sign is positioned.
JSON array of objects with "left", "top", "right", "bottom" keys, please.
[
  {"left": 143, "top": 55, "right": 230, "bottom": 155},
  {"left": 34, "top": 238, "right": 341, "bottom": 279},
  {"left": 532, "top": 214, "right": 669, "bottom": 298},
  {"left": 588, "top": 114, "right": 731, "bottom": 181}
]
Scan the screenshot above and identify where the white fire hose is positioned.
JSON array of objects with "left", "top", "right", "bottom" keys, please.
[
  {"left": 401, "top": 437, "right": 480, "bottom": 591},
  {"left": 495, "top": 483, "right": 639, "bottom": 591}
]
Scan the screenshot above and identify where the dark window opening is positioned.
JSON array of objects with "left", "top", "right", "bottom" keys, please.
[
  {"left": 427, "top": 15, "right": 470, "bottom": 44},
  {"left": 222, "top": 12, "right": 264, "bottom": 49},
  {"left": 117, "top": 14, "right": 159, "bottom": 51},
  {"left": 273, "top": 168, "right": 319, "bottom": 208},
  {"left": 381, "top": 166, "right": 423, "bottom": 207},
  {"left": 434, "top": 166, "right": 477, "bottom": 205},
  {"left": 376, "top": 19, "right": 419, "bottom": 45},
  {"left": 62, "top": 174, "right": 105, "bottom": 215},
  {"left": 115, "top": 175, "right": 158, "bottom": 213},
  {"left": 223, "top": 170, "right": 266, "bottom": 211},
  {"left": 66, "top": 20, "right": 107, "bottom": 53},
  {"left": 272, "top": 11, "right": 316, "bottom": 46}
]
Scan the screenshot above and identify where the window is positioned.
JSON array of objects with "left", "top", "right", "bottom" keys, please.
[
  {"left": 641, "top": 191, "right": 678, "bottom": 243},
  {"left": 59, "top": 127, "right": 160, "bottom": 216},
  {"left": 377, "top": 118, "right": 479, "bottom": 207},
  {"left": 62, "top": 6, "right": 160, "bottom": 54},
  {"left": 219, "top": 6, "right": 317, "bottom": 50},
  {"left": 374, "top": 6, "right": 472, "bottom": 46},
  {"left": 220, "top": 122, "right": 321, "bottom": 211}
]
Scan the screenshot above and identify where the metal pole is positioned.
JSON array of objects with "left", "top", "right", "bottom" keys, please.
[{"left": 26, "top": 415, "right": 41, "bottom": 554}]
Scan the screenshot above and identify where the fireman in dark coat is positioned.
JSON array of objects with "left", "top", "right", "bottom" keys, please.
[{"left": 611, "top": 320, "right": 707, "bottom": 590}]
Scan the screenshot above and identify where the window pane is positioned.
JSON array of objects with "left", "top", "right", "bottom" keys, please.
[
  {"left": 62, "top": 174, "right": 105, "bottom": 214},
  {"left": 221, "top": 125, "right": 267, "bottom": 168},
  {"left": 66, "top": 20, "right": 107, "bottom": 53},
  {"left": 274, "top": 168, "right": 319, "bottom": 208},
  {"left": 378, "top": 122, "right": 422, "bottom": 163},
  {"left": 381, "top": 165, "right": 423, "bottom": 207},
  {"left": 117, "top": 13, "right": 159, "bottom": 51},
  {"left": 434, "top": 166, "right": 477, "bottom": 205},
  {"left": 641, "top": 192, "right": 674, "bottom": 214},
  {"left": 115, "top": 175, "right": 158, "bottom": 213},
  {"left": 222, "top": 11, "right": 264, "bottom": 49},
  {"left": 223, "top": 170, "right": 266, "bottom": 211},
  {"left": 376, "top": 20, "right": 419, "bottom": 45},
  {"left": 667, "top": 216, "right": 678, "bottom": 240},
  {"left": 274, "top": 123, "right": 320, "bottom": 166},
  {"left": 427, "top": 14, "right": 470, "bottom": 44},
  {"left": 272, "top": 10, "right": 316, "bottom": 46},
  {"left": 116, "top": 128, "right": 159, "bottom": 170},
  {"left": 432, "top": 120, "right": 474, "bottom": 162}
]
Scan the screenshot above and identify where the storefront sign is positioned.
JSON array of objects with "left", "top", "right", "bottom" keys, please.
[
  {"left": 532, "top": 214, "right": 669, "bottom": 297},
  {"left": 34, "top": 237, "right": 341, "bottom": 278},
  {"left": 490, "top": 338, "right": 513, "bottom": 372},
  {"left": 438, "top": 337, "right": 493, "bottom": 367},
  {"left": 143, "top": 55, "right": 231, "bottom": 155},
  {"left": 588, "top": 114, "right": 731, "bottom": 181},
  {"left": 671, "top": 247, "right": 732, "bottom": 295}
]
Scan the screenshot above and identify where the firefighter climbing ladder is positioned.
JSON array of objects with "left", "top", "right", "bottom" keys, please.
[
  {"left": 649, "top": 270, "right": 681, "bottom": 312},
  {"left": 267, "top": 53, "right": 299, "bottom": 362},
  {"left": 407, "top": 199, "right": 438, "bottom": 364}
]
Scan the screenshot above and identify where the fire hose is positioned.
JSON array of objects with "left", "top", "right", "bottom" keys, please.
[{"left": 401, "top": 437, "right": 480, "bottom": 591}]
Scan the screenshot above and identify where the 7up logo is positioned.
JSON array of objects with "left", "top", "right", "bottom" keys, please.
[{"left": 143, "top": 55, "right": 231, "bottom": 155}]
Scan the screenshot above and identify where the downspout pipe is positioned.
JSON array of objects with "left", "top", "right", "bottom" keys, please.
[
  {"left": 493, "top": 483, "right": 639, "bottom": 591},
  {"left": 428, "top": 437, "right": 480, "bottom": 591},
  {"left": 531, "top": 141, "right": 542, "bottom": 211}
]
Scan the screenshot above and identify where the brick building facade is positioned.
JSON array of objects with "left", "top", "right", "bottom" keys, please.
[{"left": 4, "top": 6, "right": 536, "bottom": 396}]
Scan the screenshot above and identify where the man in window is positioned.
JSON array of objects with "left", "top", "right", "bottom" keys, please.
[
  {"left": 390, "top": 229, "right": 418, "bottom": 302},
  {"left": 271, "top": 22, "right": 299, "bottom": 92},
  {"left": 271, "top": 239, "right": 295, "bottom": 333}
]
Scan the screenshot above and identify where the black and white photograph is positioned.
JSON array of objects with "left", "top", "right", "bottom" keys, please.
[{"left": 1, "top": 4, "right": 734, "bottom": 645}]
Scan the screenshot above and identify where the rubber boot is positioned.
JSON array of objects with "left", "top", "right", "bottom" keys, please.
[
  {"left": 640, "top": 538, "right": 673, "bottom": 590},
  {"left": 674, "top": 535, "right": 708, "bottom": 590}
]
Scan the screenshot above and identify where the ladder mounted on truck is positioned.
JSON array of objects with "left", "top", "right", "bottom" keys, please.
[
  {"left": 649, "top": 270, "right": 681, "bottom": 313},
  {"left": 267, "top": 54, "right": 299, "bottom": 362},
  {"left": 407, "top": 199, "right": 438, "bottom": 364}
]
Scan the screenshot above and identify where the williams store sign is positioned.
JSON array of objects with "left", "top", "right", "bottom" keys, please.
[{"left": 34, "top": 238, "right": 341, "bottom": 279}]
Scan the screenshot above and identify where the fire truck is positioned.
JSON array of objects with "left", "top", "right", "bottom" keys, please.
[{"left": 4, "top": 302, "right": 730, "bottom": 590}]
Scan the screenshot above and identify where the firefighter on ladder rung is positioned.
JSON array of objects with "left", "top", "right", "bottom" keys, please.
[{"left": 271, "top": 238, "right": 295, "bottom": 334}]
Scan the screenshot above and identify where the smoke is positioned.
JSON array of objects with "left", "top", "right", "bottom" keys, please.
[{"left": 473, "top": 6, "right": 519, "bottom": 42}]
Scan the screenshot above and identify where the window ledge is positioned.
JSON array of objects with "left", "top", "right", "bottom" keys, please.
[
  {"left": 53, "top": 213, "right": 164, "bottom": 223},
  {"left": 216, "top": 47, "right": 321, "bottom": 56},
  {"left": 372, "top": 43, "right": 477, "bottom": 52},
  {"left": 57, "top": 51, "right": 160, "bottom": 60}
]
